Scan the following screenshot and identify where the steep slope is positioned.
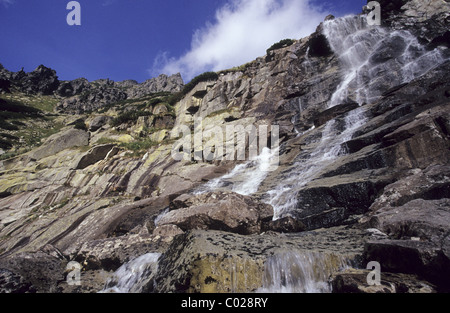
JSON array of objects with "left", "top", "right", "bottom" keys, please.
[{"left": 0, "top": 0, "right": 449, "bottom": 293}]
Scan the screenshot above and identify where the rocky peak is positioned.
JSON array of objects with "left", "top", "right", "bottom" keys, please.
[{"left": 0, "top": 64, "right": 60, "bottom": 96}]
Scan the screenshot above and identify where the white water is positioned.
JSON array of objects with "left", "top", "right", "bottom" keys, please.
[
  {"left": 323, "top": 15, "right": 446, "bottom": 107},
  {"left": 101, "top": 14, "right": 448, "bottom": 295},
  {"left": 267, "top": 106, "right": 367, "bottom": 219},
  {"left": 257, "top": 251, "right": 351, "bottom": 293},
  {"left": 100, "top": 253, "right": 161, "bottom": 293},
  {"left": 194, "top": 147, "right": 279, "bottom": 196},
  {"left": 266, "top": 15, "right": 448, "bottom": 220}
]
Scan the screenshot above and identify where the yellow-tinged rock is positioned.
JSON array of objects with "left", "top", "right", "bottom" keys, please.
[{"left": 118, "top": 134, "right": 134, "bottom": 143}]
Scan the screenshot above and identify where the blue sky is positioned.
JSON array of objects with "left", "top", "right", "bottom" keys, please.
[{"left": 0, "top": 0, "right": 366, "bottom": 83}]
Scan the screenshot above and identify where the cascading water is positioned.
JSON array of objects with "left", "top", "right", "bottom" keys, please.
[
  {"left": 323, "top": 15, "right": 446, "bottom": 107},
  {"left": 99, "top": 14, "right": 448, "bottom": 294},
  {"left": 257, "top": 251, "right": 352, "bottom": 293},
  {"left": 267, "top": 106, "right": 368, "bottom": 219},
  {"left": 186, "top": 14, "right": 449, "bottom": 293},
  {"left": 266, "top": 14, "right": 447, "bottom": 220},
  {"left": 194, "top": 147, "right": 279, "bottom": 196},
  {"left": 100, "top": 253, "right": 161, "bottom": 293}
]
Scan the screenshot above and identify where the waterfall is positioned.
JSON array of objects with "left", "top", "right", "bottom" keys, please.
[
  {"left": 323, "top": 15, "right": 446, "bottom": 107},
  {"left": 267, "top": 106, "right": 368, "bottom": 219},
  {"left": 194, "top": 147, "right": 279, "bottom": 196},
  {"left": 102, "top": 14, "right": 448, "bottom": 295},
  {"left": 266, "top": 14, "right": 448, "bottom": 219},
  {"left": 257, "top": 251, "right": 351, "bottom": 293},
  {"left": 100, "top": 253, "right": 161, "bottom": 293}
]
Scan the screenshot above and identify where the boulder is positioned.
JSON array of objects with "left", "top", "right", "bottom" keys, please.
[
  {"left": 331, "top": 268, "right": 436, "bottom": 293},
  {"left": 75, "top": 144, "right": 119, "bottom": 170},
  {"left": 30, "top": 128, "right": 90, "bottom": 160},
  {"left": 0, "top": 250, "right": 65, "bottom": 293},
  {"left": 363, "top": 238, "right": 450, "bottom": 291},
  {"left": 154, "top": 227, "right": 370, "bottom": 293},
  {"left": 158, "top": 192, "right": 273, "bottom": 235},
  {"left": 0, "top": 268, "right": 36, "bottom": 293},
  {"left": 88, "top": 115, "right": 112, "bottom": 132},
  {"left": 74, "top": 226, "right": 168, "bottom": 272}
]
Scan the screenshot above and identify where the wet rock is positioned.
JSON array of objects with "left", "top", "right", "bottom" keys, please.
[
  {"left": 0, "top": 251, "right": 65, "bottom": 293},
  {"left": 293, "top": 174, "right": 393, "bottom": 230},
  {"left": 263, "top": 216, "right": 306, "bottom": 233},
  {"left": 313, "top": 101, "right": 359, "bottom": 127},
  {"left": 154, "top": 226, "right": 370, "bottom": 293},
  {"left": 158, "top": 192, "right": 273, "bottom": 235},
  {"left": 74, "top": 226, "right": 167, "bottom": 272},
  {"left": 363, "top": 238, "right": 450, "bottom": 292},
  {"left": 331, "top": 268, "right": 436, "bottom": 293}
]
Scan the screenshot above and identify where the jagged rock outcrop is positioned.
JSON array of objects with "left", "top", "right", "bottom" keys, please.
[
  {"left": 126, "top": 73, "right": 184, "bottom": 99},
  {"left": 57, "top": 73, "right": 184, "bottom": 114},
  {"left": 0, "top": 64, "right": 60, "bottom": 96}
]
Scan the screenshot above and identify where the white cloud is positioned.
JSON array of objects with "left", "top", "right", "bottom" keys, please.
[{"left": 152, "top": 0, "right": 326, "bottom": 81}]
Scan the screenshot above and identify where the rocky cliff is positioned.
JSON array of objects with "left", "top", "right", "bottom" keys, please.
[{"left": 0, "top": 0, "right": 449, "bottom": 293}]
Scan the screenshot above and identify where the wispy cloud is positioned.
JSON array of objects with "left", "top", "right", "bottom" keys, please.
[
  {"left": 1, "top": 0, "right": 15, "bottom": 8},
  {"left": 152, "top": 0, "right": 326, "bottom": 81}
]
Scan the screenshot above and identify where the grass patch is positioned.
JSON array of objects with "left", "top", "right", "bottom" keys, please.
[
  {"left": 0, "top": 93, "right": 58, "bottom": 113},
  {"left": 95, "top": 137, "right": 119, "bottom": 145},
  {"left": 111, "top": 110, "right": 153, "bottom": 127}
]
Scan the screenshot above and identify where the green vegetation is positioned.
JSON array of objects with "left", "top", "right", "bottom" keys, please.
[
  {"left": 111, "top": 110, "right": 153, "bottom": 127},
  {"left": 95, "top": 137, "right": 119, "bottom": 145},
  {"left": 266, "top": 39, "right": 296, "bottom": 54},
  {"left": 0, "top": 93, "right": 58, "bottom": 113},
  {"left": 73, "top": 119, "right": 88, "bottom": 131},
  {"left": 121, "top": 137, "right": 158, "bottom": 152}
]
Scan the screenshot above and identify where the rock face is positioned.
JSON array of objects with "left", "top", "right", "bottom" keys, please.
[
  {"left": 0, "top": 0, "right": 449, "bottom": 294},
  {"left": 30, "top": 128, "right": 90, "bottom": 161},
  {"left": 154, "top": 227, "right": 370, "bottom": 293},
  {"left": 57, "top": 73, "right": 184, "bottom": 114},
  {"left": 157, "top": 192, "right": 273, "bottom": 235}
]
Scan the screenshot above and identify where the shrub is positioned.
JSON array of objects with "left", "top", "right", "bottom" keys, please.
[
  {"left": 121, "top": 138, "right": 157, "bottom": 152},
  {"left": 73, "top": 119, "right": 87, "bottom": 131},
  {"left": 266, "top": 39, "right": 295, "bottom": 54},
  {"left": 111, "top": 110, "right": 153, "bottom": 127}
]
